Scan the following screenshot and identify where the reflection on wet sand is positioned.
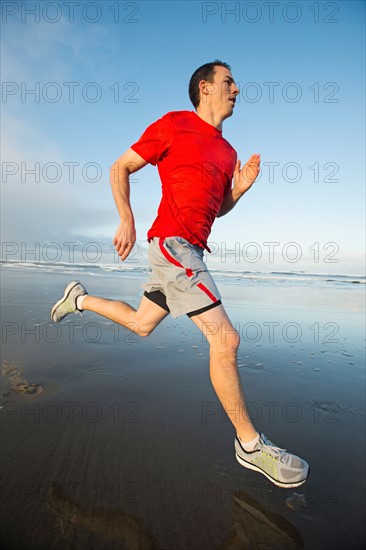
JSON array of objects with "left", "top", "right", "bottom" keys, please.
[
  {"left": 48, "top": 483, "right": 304, "bottom": 550},
  {"left": 47, "top": 483, "right": 161, "bottom": 549},
  {"left": 221, "top": 490, "right": 304, "bottom": 550}
]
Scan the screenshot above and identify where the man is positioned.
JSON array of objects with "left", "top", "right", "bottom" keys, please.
[{"left": 51, "top": 61, "right": 309, "bottom": 488}]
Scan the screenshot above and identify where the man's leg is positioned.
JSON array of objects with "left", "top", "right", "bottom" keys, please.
[
  {"left": 51, "top": 280, "right": 169, "bottom": 336},
  {"left": 189, "top": 303, "right": 258, "bottom": 443},
  {"left": 190, "top": 302, "right": 309, "bottom": 487},
  {"left": 82, "top": 295, "right": 169, "bottom": 337}
]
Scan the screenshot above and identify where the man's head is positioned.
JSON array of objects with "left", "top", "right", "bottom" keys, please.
[{"left": 188, "top": 60, "right": 239, "bottom": 120}]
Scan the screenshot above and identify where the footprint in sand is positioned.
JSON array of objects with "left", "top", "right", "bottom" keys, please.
[
  {"left": 285, "top": 493, "right": 307, "bottom": 512},
  {"left": 1, "top": 361, "right": 43, "bottom": 396}
]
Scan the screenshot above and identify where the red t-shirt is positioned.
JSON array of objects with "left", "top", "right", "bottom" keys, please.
[{"left": 131, "top": 110, "right": 237, "bottom": 251}]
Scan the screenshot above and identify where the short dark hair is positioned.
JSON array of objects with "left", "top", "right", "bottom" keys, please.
[{"left": 189, "top": 60, "right": 231, "bottom": 109}]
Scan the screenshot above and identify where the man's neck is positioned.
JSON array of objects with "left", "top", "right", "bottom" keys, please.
[{"left": 195, "top": 105, "right": 224, "bottom": 131}]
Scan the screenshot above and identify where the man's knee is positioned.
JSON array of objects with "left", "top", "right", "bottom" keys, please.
[
  {"left": 223, "top": 329, "right": 240, "bottom": 353},
  {"left": 136, "top": 324, "right": 154, "bottom": 337},
  {"left": 126, "top": 321, "right": 154, "bottom": 337},
  {"left": 211, "top": 326, "right": 240, "bottom": 354}
]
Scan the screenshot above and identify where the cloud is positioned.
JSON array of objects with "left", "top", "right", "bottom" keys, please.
[{"left": 1, "top": 111, "right": 115, "bottom": 242}]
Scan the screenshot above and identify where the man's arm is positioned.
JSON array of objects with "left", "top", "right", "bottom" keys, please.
[
  {"left": 110, "top": 147, "right": 148, "bottom": 260},
  {"left": 217, "top": 154, "right": 261, "bottom": 218}
]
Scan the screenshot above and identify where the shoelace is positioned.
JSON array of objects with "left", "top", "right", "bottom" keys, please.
[{"left": 259, "top": 434, "right": 289, "bottom": 464}]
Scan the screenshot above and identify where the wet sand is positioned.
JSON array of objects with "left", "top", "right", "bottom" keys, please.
[{"left": 1, "top": 267, "right": 365, "bottom": 549}]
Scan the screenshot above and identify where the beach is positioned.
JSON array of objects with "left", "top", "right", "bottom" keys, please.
[{"left": 1, "top": 263, "right": 365, "bottom": 550}]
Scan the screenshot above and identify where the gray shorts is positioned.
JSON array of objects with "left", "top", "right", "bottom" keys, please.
[{"left": 142, "top": 237, "right": 222, "bottom": 319}]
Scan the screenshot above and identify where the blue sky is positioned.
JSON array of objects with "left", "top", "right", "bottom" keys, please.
[{"left": 1, "top": 0, "right": 365, "bottom": 274}]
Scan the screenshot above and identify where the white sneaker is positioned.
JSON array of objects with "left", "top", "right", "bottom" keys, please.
[
  {"left": 51, "top": 281, "right": 88, "bottom": 322},
  {"left": 235, "top": 433, "right": 309, "bottom": 488}
]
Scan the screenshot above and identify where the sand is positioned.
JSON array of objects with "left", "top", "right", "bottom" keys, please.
[{"left": 1, "top": 266, "right": 365, "bottom": 549}]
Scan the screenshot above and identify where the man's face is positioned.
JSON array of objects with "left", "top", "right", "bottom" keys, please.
[{"left": 201, "top": 65, "right": 240, "bottom": 119}]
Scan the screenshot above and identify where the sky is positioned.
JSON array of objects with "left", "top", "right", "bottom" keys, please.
[{"left": 1, "top": 0, "right": 365, "bottom": 275}]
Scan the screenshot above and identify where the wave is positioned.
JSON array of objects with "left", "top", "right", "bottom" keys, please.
[
  {"left": 0, "top": 259, "right": 151, "bottom": 278},
  {"left": 209, "top": 268, "right": 365, "bottom": 285},
  {"left": 1, "top": 259, "right": 365, "bottom": 286}
]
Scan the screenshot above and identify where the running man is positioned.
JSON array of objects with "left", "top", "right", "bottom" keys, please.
[{"left": 51, "top": 61, "right": 309, "bottom": 488}]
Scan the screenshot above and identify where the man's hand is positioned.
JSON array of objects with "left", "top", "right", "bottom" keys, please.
[
  {"left": 110, "top": 148, "right": 147, "bottom": 261},
  {"left": 113, "top": 220, "right": 136, "bottom": 261},
  {"left": 233, "top": 153, "right": 261, "bottom": 196}
]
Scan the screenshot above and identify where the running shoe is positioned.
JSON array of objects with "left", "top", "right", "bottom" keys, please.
[
  {"left": 51, "top": 281, "right": 87, "bottom": 323},
  {"left": 235, "top": 433, "right": 309, "bottom": 488}
]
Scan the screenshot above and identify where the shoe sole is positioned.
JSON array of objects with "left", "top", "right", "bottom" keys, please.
[
  {"left": 51, "top": 281, "right": 82, "bottom": 322},
  {"left": 235, "top": 453, "right": 308, "bottom": 489}
]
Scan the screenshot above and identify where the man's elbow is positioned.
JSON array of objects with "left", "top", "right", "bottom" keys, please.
[{"left": 110, "top": 161, "right": 130, "bottom": 184}]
